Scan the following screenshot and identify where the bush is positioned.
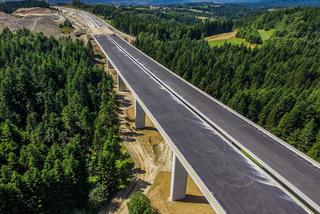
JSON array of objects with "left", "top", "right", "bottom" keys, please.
[
  {"left": 127, "top": 192, "right": 153, "bottom": 214},
  {"left": 59, "top": 19, "right": 73, "bottom": 28},
  {"left": 88, "top": 184, "right": 110, "bottom": 210}
]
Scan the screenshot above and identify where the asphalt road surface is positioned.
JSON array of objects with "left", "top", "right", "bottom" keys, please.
[
  {"left": 94, "top": 34, "right": 308, "bottom": 214},
  {"left": 109, "top": 34, "right": 320, "bottom": 212}
]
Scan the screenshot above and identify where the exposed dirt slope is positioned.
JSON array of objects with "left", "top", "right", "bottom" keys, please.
[
  {"left": 0, "top": 7, "right": 80, "bottom": 39},
  {"left": 148, "top": 172, "right": 215, "bottom": 214},
  {"left": 13, "top": 7, "right": 55, "bottom": 16},
  {"left": 0, "top": 11, "right": 20, "bottom": 31},
  {"left": 205, "top": 31, "right": 237, "bottom": 41}
]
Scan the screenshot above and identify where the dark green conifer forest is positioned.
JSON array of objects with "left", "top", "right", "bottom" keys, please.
[
  {"left": 1, "top": 2, "right": 320, "bottom": 213},
  {"left": 0, "top": 28, "right": 131, "bottom": 213}
]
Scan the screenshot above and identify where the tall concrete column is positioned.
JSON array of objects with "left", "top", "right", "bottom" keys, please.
[
  {"left": 170, "top": 155, "right": 188, "bottom": 201},
  {"left": 134, "top": 99, "right": 145, "bottom": 129},
  {"left": 117, "top": 75, "right": 126, "bottom": 92},
  {"left": 106, "top": 59, "right": 114, "bottom": 70}
]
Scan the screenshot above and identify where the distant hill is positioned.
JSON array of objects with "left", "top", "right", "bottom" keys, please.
[
  {"left": 51, "top": 0, "right": 215, "bottom": 5},
  {"left": 252, "top": 0, "right": 320, "bottom": 7},
  {"left": 50, "top": 0, "right": 319, "bottom": 5},
  {"left": 48, "top": 0, "right": 259, "bottom": 6}
]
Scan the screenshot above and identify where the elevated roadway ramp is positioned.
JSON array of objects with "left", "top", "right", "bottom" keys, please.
[
  {"left": 94, "top": 34, "right": 309, "bottom": 214},
  {"left": 109, "top": 33, "right": 320, "bottom": 213}
]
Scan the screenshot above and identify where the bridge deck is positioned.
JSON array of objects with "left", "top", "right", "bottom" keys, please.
[
  {"left": 110, "top": 34, "right": 320, "bottom": 211},
  {"left": 94, "top": 34, "right": 307, "bottom": 214}
]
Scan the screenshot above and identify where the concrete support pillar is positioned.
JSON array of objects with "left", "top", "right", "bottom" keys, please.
[
  {"left": 170, "top": 155, "right": 188, "bottom": 201},
  {"left": 134, "top": 99, "right": 145, "bottom": 129},
  {"left": 117, "top": 75, "right": 126, "bottom": 92},
  {"left": 106, "top": 59, "right": 114, "bottom": 70}
]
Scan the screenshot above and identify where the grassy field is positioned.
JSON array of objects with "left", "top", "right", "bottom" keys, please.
[
  {"left": 206, "top": 31, "right": 255, "bottom": 48},
  {"left": 258, "top": 29, "right": 275, "bottom": 41},
  {"left": 208, "top": 37, "right": 252, "bottom": 47},
  {"left": 206, "top": 29, "right": 274, "bottom": 48},
  {"left": 206, "top": 31, "right": 237, "bottom": 41}
]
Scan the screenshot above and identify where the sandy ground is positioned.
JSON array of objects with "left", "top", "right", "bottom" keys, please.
[
  {"left": 13, "top": 7, "right": 57, "bottom": 16},
  {"left": 0, "top": 7, "right": 86, "bottom": 39},
  {"left": 205, "top": 31, "right": 237, "bottom": 41},
  {"left": 0, "top": 8, "right": 63, "bottom": 38},
  {"left": 148, "top": 172, "right": 214, "bottom": 214}
]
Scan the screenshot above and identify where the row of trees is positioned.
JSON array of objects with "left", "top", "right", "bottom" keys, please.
[{"left": 0, "top": 28, "right": 132, "bottom": 213}]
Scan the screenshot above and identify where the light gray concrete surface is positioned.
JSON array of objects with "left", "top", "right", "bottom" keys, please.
[
  {"left": 134, "top": 99, "right": 145, "bottom": 129},
  {"left": 170, "top": 155, "right": 188, "bottom": 201},
  {"left": 94, "top": 34, "right": 309, "bottom": 214},
  {"left": 117, "top": 74, "right": 126, "bottom": 92},
  {"left": 107, "top": 59, "right": 114, "bottom": 70}
]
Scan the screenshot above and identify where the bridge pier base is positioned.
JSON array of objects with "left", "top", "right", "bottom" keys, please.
[
  {"left": 106, "top": 59, "right": 114, "bottom": 70},
  {"left": 117, "top": 75, "right": 126, "bottom": 92},
  {"left": 170, "top": 155, "right": 188, "bottom": 201},
  {"left": 135, "top": 99, "right": 145, "bottom": 129}
]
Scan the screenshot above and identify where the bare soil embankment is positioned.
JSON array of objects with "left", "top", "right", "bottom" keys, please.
[
  {"left": 13, "top": 7, "right": 56, "bottom": 16},
  {"left": 0, "top": 8, "right": 62, "bottom": 38},
  {"left": 149, "top": 172, "right": 215, "bottom": 214},
  {"left": 205, "top": 31, "right": 237, "bottom": 41},
  {"left": 0, "top": 7, "right": 85, "bottom": 39}
]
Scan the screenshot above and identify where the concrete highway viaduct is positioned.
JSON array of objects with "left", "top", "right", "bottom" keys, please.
[{"left": 73, "top": 9, "right": 320, "bottom": 214}]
